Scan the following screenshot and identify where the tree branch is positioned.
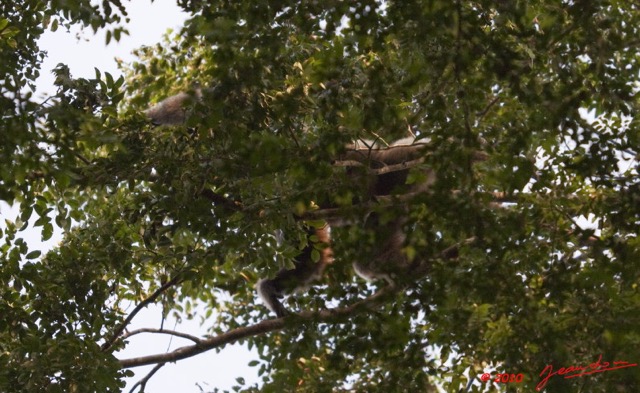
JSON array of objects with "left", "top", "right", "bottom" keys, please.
[
  {"left": 476, "top": 94, "right": 501, "bottom": 120},
  {"left": 119, "top": 286, "right": 396, "bottom": 369},
  {"left": 122, "top": 328, "right": 201, "bottom": 343},
  {"left": 333, "top": 157, "right": 427, "bottom": 175},
  {"left": 102, "top": 275, "right": 183, "bottom": 351},
  {"left": 302, "top": 191, "right": 513, "bottom": 223},
  {"left": 128, "top": 363, "right": 166, "bottom": 393},
  {"left": 200, "top": 188, "right": 243, "bottom": 211},
  {"left": 440, "top": 236, "right": 478, "bottom": 260},
  {"left": 118, "top": 234, "right": 478, "bottom": 369}
]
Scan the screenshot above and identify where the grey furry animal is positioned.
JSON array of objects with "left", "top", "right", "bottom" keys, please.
[
  {"left": 257, "top": 138, "right": 434, "bottom": 317},
  {"left": 143, "top": 91, "right": 435, "bottom": 317},
  {"left": 144, "top": 88, "right": 203, "bottom": 125}
]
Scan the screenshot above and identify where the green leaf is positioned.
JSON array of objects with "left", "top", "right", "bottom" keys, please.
[{"left": 25, "top": 250, "right": 41, "bottom": 259}]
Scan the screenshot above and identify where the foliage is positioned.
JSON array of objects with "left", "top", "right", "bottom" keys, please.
[{"left": 1, "top": 0, "right": 640, "bottom": 392}]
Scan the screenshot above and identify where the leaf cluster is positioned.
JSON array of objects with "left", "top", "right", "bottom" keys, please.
[{"left": 1, "top": 1, "right": 640, "bottom": 392}]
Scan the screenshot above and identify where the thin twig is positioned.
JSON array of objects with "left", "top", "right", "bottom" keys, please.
[
  {"left": 128, "top": 363, "right": 166, "bottom": 393},
  {"left": 102, "top": 275, "right": 183, "bottom": 351},
  {"left": 476, "top": 95, "right": 500, "bottom": 120},
  {"left": 122, "top": 328, "right": 202, "bottom": 344}
]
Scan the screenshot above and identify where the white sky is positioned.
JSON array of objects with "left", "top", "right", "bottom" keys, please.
[{"left": 2, "top": 1, "right": 259, "bottom": 392}]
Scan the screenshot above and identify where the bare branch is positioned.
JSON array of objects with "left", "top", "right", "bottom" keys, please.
[
  {"left": 102, "top": 275, "right": 183, "bottom": 351},
  {"left": 476, "top": 95, "right": 501, "bottom": 120},
  {"left": 119, "top": 286, "right": 396, "bottom": 369},
  {"left": 331, "top": 159, "right": 368, "bottom": 168},
  {"left": 128, "top": 363, "right": 166, "bottom": 393},
  {"left": 335, "top": 148, "right": 487, "bottom": 174},
  {"left": 303, "top": 190, "right": 513, "bottom": 223},
  {"left": 122, "top": 328, "right": 202, "bottom": 343},
  {"left": 440, "top": 237, "right": 478, "bottom": 260},
  {"left": 333, "top": 157, "right": 427, "bottom": 176},
  {"left": 341, "top": 142, "right": 428, "bottom": 162},
  {"left": 118, "top": 235, "right": 478, "bottom": 369}
]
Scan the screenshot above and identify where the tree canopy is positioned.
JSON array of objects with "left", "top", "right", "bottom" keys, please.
[{"left": 1, "top": 1, "right": 639, "bottom": 392}]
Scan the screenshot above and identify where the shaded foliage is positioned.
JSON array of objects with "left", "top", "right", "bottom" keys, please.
[{"left": 1, "top": 1, "right": 639, "bottom": 392}]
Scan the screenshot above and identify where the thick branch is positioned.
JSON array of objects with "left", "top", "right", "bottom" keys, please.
[
  {"left": 119, "top": 286, "right": 395, "bottom": 369},
  {"left": 302, "top": 191, "right": 513, "bottom": 222},
  {"left": 118, "top": 237, "right": 477, "bottom": 369},
  {"left": 333, "top": 157, "right": 427, "bottom": 175}
]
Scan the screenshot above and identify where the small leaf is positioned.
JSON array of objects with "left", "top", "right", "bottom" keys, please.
[
  {"left": 42, "top": 222, "right": 53, "bottom": 241},
  {"left": 25, "top": 250, "right": 41, "bottom": 259}
]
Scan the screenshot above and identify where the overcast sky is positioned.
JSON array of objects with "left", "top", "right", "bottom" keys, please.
[{"left": 10, "top": 1, "right": 259, "bottom": 391}]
